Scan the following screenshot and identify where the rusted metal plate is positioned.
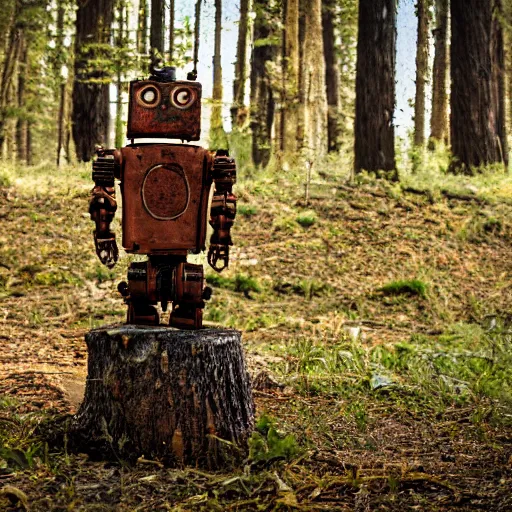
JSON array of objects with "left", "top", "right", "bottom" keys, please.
[
  {"left": 142, "top": 164, "right": 189, "bottom": 220},
  {"left": 120, "top": 144, "right": 213, "bottom": 254},
  {"left": 127, "top": 80, "right": 202, "bottom": 141}
]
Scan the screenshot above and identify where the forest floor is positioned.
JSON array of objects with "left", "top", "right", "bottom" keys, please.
[{"left": 0, "top": 154, "right": 511, "bottom": 511}]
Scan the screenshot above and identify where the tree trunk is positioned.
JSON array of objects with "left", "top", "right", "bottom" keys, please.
[
  {"left": 495, "top": 7, "right": 508, "bottom": 169},
  {"left": 115, "top": 1, "right": 125, "bottom": 149},
  {"left": 296, "top": 0, "right": 307, "bottom": 151},
  {"left": 354, "top": 0, "right": 397, "bottom": 177},
  {"left": 64, "top": 72, "right": 73, "bottom": 163},
  {"left": 506, "top": 4, "right": 512, "bottom": 153},
  {"left": 231, "top": 0, "right": 249, "bottom": 128},
  {"left": 322, "top": 0, "right": 341, "bottom": 153},
  {"left": 0, "top": 1, "right": 23, "bottom": 154},
  {"left": 26, "top": 120, "right": 32, "bottom": 166},
  {"left": 414, "top": 0, "right": 429, "bottom": 148},
  {"left": 150, "top": 0, "right": 164, "bottom": 56},
  {"left": 337, "top": 0, "right": 358, "bottom": 143},
  {"left": 56, "top": 0, "right": 66, "bottom": 166},
  {"left": 302, "top": 0, "right": 328, "bottom": 159},
  {"left": 72, "top": 0, "right": 114, "bottom": 162},
  {"left": 15, "top": 35, "right": 27, "bottom": 163},
  {"left": 57, "top": 82, "right": 66, "bottom": 166},
  {"left": 70, "top": 326, "right": 254, "bottom": 468},
  {"left": 449, "top": 0, "right": 508, "bottom": 173},
  {"left": 210, "top": 0, "right": 227, "bottom": 149},
  {"left": 250, "top": 0, "right": 277, "bottom": 167},
  {"left": 282, "top": 0, "right": 300, "bottom": 158},
  {"left": 429, "top": 0, "right": 448, "bottom": 148},
  {"left": 137, "top": 0, "right": 148, "bottom": 55},
  {"left": 169, "top": 0, "right": 175, "bottom": 63}
]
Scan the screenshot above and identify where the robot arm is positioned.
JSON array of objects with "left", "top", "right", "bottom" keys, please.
[
  {"left": 89, "top": 148, "right": 119, "bottom": 268},
  {"left": 208, "top": 151, "right": 237, "bottom": 272}
]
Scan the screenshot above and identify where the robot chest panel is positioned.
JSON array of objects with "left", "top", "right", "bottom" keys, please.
[{"left": 120, "top": 144, "right": 211, "bottom": 254}]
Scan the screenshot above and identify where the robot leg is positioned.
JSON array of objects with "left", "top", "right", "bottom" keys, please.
[
  {"left": 127, "top": 301, "right": 160, "bottom": 325},
  {"left": 169, "top": 261, "right": 207, "bottom": 330},
  {"left": 119, "top": 261, "right": 160, "bottom": 326}
]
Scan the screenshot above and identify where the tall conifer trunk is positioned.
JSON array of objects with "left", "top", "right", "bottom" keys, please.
[
  {"left": 72, "top": 0, "right": 114, "bottom": 162},
  {"left": 150, "top": 0, "right": 164, "bottom": 55},
  {"left": 322, "top": 0, "right": 341, "bottom": 153},
  {"left": 16, "top": 36, "right": 27, "bottom": 163},
  {"left": 354, "top": 0, "right": 396, "bottom": 177},
  {"left": 281, "top": 0, "right": 299, "bottom": 159},
  {"left": 429, "top": 0, "right": 448, "bottom": 147},
  {"left": 296, "top": 0, "right": 307, "bottom": 150},
  {"left": 115, "top": 1, "right": 126, "bottom": 148},
  {"left": 450, "top": 0, "right": 508, "bottom": 173},
  {"left": 56, "top": 0, "right": 66, "bottom": 166},
  {"left": 210, "top": 0, "right": 227, "bottom": 149},
  {"left": 414, "top": 0, "right": 429, "bottom": 147},
  {"left": 302, "top": 0, "right": 328, "bottom": 158},
  {"left": 0, "top": 0, "right": 23, "bottom": 154},
  {"left": 57, "top": 81, "right": 66, "bottom": 166},
  {"left": 26, "top": 120, "right": 32, "bottom": 165},
  {"left": 231, "top": 0, "right": 249, "bottom": 128},
  {"left": 250, "top": 0, "right": 277, "bottom": 167},
  {"left": 169, "top": 0, "right": 175, "bottom": 62},
  {"left": 137, "top": 0, "right": 148, "bottom": 55}
]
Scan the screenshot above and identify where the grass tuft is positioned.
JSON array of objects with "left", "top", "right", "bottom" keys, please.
[
  {"left": 379, "top": 279, "right": 427, "bottom": 299},
  {"left": 296, "top": 211, "right": 317, "bottom": 227},
  {"left": 238, "top": 204, "right": 258, "bottom": 217},
  {"left": 206, "top": 272, "right": 261, "bottom": 298}
]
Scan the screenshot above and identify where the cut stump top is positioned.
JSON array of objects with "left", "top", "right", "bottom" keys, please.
[{"left": 72, "top": 325, "right": 254, "bottom": 468}]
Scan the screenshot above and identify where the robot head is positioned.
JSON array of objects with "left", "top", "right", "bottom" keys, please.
[{"left": 127, "top": 67, "right": 202, "bottom": 141}]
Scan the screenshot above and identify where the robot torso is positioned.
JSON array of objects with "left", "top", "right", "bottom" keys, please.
[{"left": 118, "top": 144, "right": 213, "bottom": 255}]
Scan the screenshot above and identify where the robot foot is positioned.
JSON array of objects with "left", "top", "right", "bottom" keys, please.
[
  {"left": 127, "top": 302, "right": 160, "bottom": 326},
  {"left": 170, "top": 305, "right": 203, "bottom": 330}
]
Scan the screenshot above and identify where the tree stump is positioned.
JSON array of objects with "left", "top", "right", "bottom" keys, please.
[{"left": 70, "top": 326, "right": 254, "bottom": 468}]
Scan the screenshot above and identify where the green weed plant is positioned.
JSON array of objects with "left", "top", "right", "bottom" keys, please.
[
  {"left": 248, "top": 415, "right": 300, "bottom": 464},
  {"left": 379, "top": 279, "right": 428, "bottom": 299}
]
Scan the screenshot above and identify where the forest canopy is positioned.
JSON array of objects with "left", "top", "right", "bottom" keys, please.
[{"left": 0, "top": 0, "right": 508, "bottom": 176}]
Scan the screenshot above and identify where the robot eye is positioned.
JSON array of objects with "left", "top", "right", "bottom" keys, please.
[
  {"left": 136, "top": 85, "right": 161, "bottom": 108},
  {"left": 171, "top": 87, "right": 196, "bottom": 109},
  {"left": 143, "top": 89, "right": 156, "bottom": 103}
]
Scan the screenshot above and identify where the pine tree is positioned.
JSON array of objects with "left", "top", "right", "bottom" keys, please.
[
  {"left": 250, "top": 0, "right": 278, "bottom": 167},
  {"left": 281, "top": 0, "right": 300, "bottom": 159},
  {"left": 150, "top": 0, "right": 164, "bottom": 56},
  {"left": 449, "top": 0, "right": 507, "bottom": 173},
  {"left": 169, "top": 0, "right": 175, "bottom": 63},
  {"left": 322, "top": 0, "right": 341, "bottom": 153},
  {"left": 115, "top": 0, "right": 127, "bottom": 149},
  {"left": 429, "top": 0, "right": 448, "bottom": 148},
  {"left": 354, "top": 0, "right": 397, "bottom": 178},
  {"left": 231, "top": 0, "right": 249, "bottom": 128},
  {"left": 0, "top": 0, "right": 23, "bottom": 154},
  {"left": 72, "top": 0, "right": 115, "bottom": 162},
  {"left": 16, "top": 36, "right": 27, "bottom": 163},
  {"left": 137, "top": 0, "right": 149, "bottom": 55},
  {"left": 414, "top": 0, "right": 430, "bottom": 148},
  {"left": 210, "top": 0, "right": 228, "bottom": 149},
  {"left": 302, "top": 0, "right": 328, "bottom": 158}
]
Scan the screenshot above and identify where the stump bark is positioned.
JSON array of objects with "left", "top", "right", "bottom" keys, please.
[{"left": 71, "top": 326, "right": 254, "bottom": 468}]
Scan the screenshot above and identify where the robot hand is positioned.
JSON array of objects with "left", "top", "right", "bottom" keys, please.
[
  {"left": 208, "top": 244, "right": 229, "bottom": 272},
  {"left": 94, "top": 231, "right": 119, "bottom": 269}
]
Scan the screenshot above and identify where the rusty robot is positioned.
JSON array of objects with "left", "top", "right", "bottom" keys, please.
[{"left": 88, "top": 65, "right": 236, "bottom": 329}]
